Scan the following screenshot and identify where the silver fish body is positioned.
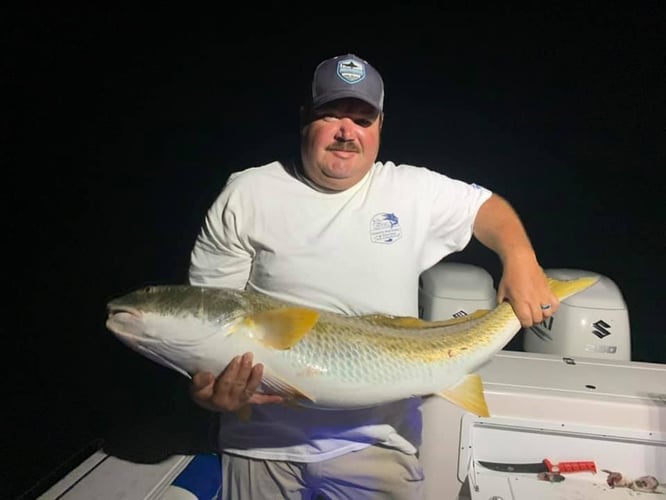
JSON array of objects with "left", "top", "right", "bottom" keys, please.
[{"left": 106, "top": 276, "right": 598, "bottom": 415}]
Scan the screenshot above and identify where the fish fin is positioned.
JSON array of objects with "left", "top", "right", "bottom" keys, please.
[
  {"left": 245, "top": 308, "right": 320, "bottom": 349},
  {"left": 282, "top": 398, "right": 308, "bottom": 411},
  {"left": 359, "top": 309, "right": 491, "bottom": 329},
  {"left": 548, "top": 276, "right": 600, "bottom": 301},
  {"left": 262, "top": 371, "right": 317, "bottom": 403},
  {"left": 357, "top": 315, "right": 431, "bottom": 328},
  {"left": 234, "top": 404, "right": 252, "bottom": 422},
  {"left": 423, "top": 309, "right": 492, "bottom": 327},
  {"left": 436, "top": 373, "right": 490, "bottom": 417}
]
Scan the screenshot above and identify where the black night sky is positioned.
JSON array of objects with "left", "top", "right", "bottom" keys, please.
[{"left": 5, "top": 6, "right": 664, "bottom": 499}]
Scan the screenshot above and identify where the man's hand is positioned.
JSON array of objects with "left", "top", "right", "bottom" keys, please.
[
  {"left": 497, "top": 255, "right": 559, "bottom": 328},
  {"left": 473, "top": 194, "right": 560, "bottom": 327},
  {"left": 189, "top": 352, "right": 284, "bottom": 412}
]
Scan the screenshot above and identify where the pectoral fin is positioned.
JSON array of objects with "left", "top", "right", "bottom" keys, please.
[
  {"left": 244, "top": 308, "right": 320, "bottom": 349},
  {"left": 436, "top": 373, "right": 490, "bottom": 417}
]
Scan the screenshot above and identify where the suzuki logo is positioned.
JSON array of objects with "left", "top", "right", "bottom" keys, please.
[{"left": 592, "top": 320, "right": 611, "bottom": 339}]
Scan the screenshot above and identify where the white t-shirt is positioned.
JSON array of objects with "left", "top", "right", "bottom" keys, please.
[{"left": 188, "top": 160, "right": 492, "bottom": 461}]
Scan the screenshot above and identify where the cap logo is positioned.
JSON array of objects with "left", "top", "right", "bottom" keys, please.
[{"left": 337, "top": 58, "right": 365, "bottom": 84}]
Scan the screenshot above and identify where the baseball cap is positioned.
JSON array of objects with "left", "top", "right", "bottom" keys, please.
[{"left": 311, "top": 54, "right": 384, "bottom": 112}]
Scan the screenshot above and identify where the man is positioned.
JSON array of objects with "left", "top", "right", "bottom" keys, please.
[{"left": 187, "top": 53, "right": 559, "bottom": 499}]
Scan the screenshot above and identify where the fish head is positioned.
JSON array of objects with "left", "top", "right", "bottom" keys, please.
[{"left": 105, "top": 285, "right": 250, "bottom": 376}]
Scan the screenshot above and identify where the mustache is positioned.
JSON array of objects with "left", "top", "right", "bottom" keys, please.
[{"left": 327, "top": 142, "right": 360, "bottom": 153}]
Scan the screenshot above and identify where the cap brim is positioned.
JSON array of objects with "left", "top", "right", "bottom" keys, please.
[{"left": 312, "top": 90, "right": 382, "bottom": 111}]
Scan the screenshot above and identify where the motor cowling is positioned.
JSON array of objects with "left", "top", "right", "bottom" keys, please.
[
  {"left": 524, "top": 268, "right": 631, "bottom": 360},
  {"left": 419, "top": 261, "right": 497, "bottom": 321}
]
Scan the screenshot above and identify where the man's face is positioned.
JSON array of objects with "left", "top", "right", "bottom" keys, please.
[{"left": 300, "top": 98, "right": 383, "bottom": 192}]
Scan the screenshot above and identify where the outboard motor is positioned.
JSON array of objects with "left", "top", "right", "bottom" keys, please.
[
  {"left": 524, "top": 268, "right": 631, "bottom": 360},
  {"left": 419, "top": 261, "right": 497, "bottom": 320}
]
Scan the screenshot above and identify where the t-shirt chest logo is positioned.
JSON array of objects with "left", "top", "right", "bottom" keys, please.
[{"left": 370, "top": 212, "right": 402, "bottom": 244}]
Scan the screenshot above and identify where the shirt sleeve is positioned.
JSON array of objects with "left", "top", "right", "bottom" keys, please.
[
  {"left": 188, "top": 178, "right": 254, "bottom": 289},
  {"left": 421, "top": 169, "right": 493, "bottom": 268}
]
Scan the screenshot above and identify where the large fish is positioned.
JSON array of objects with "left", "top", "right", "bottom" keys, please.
[{"left": 105, "top": 276, "right": 598, "bottom": 417}]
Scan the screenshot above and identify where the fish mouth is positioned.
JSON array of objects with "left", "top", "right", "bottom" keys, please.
[
  {"left": 105, "top": 306, "right": 148, "bottom": 343},
  {"left": 105, "top": 306, "right": 192, "bottom": 379}
]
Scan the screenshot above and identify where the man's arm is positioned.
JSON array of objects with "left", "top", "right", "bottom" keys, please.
[
  {"left": 188, "top": 197, "right": 253, "bottom": 289},
  {"left": 188, "top": 192, "right": 283, "bottom": 412},
  {"left": 473, "top": 193, "right": 559, "bottom": 327}
]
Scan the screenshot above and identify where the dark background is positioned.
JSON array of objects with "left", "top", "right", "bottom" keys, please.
[{"left": 5, "top": 6, "right": 664, "bottom": 499}]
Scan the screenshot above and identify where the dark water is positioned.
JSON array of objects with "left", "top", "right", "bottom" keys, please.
[{"left": 6, "top": 6, "right": 664, "bottom": 499}]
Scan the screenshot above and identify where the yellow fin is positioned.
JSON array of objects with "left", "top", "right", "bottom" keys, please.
[
  {"left": 245, "top": 308, "right": 319, "bottom": 349},
  {"left": 359, "top": 309, "right": 491, "bottom": 329},
  {"left": 548, "top": 276, "right": 600, "bottom": 301},
  {"left": 424, "top": 309, "right": 491, "bottom": 327},
  {"left": 282, "top": 398, "right": 308, "bottom": 411},
  {"left": 388, "top": 317, "right": 430, "bottom": 327},
  {"left": 436, "top": 373, "right": 490, "bottom": 417},
  {"left": 262, "top": 371, "right": 316, "bottom": 403},
  {"left": 359, "top": 314, "right": 431, "bottom": 328}
]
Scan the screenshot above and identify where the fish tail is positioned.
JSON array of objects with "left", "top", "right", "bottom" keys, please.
[{"left": 548, "top": 276, "right": 599, "bottom": 301}]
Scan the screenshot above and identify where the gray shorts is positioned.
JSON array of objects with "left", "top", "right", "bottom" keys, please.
[{"left": 220, "top": 445, "right": 425, "bottom": 500}]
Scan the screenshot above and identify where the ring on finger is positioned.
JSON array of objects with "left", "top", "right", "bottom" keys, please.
[{"left": 540, "top": 304, "right": 551, "bottom": 311}]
